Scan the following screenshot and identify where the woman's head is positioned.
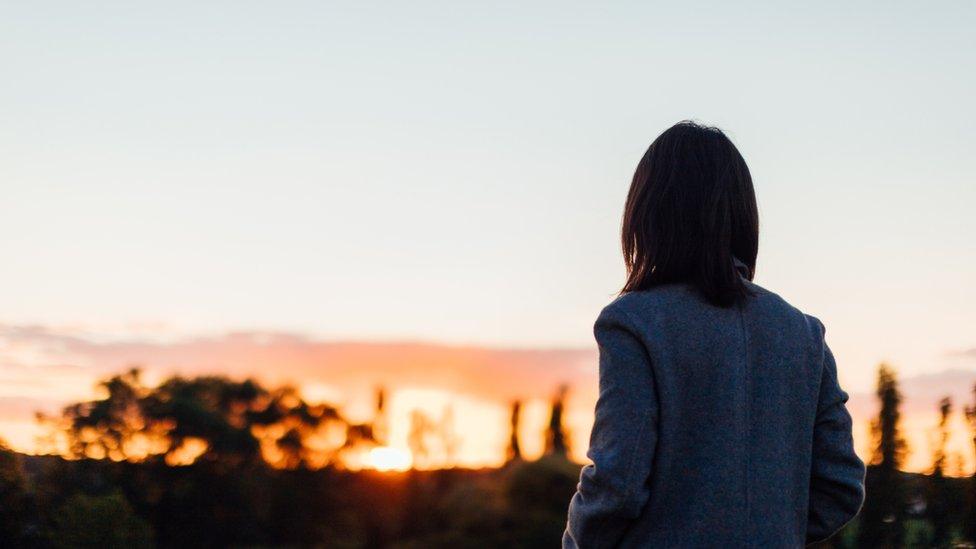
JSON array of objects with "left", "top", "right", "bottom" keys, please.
[{"left": 621, "top": 121, "right": 759, "bottom": 307}]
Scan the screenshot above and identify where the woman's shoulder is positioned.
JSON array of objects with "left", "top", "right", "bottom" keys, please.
[
  {"left": 742, "top": 280, "right": 829, "bottom": 342},
  {"left": 602, "top": 283, "right": 697, "bottom": 313},
  {"left": 602, "top": 281, "right": 827, "bottom": 340},
  {"left": 596, "top": 283, "right": 712, "bottom": 331}
]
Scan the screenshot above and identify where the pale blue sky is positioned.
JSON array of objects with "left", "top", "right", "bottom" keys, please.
[{"left": 1, "top": 2, "right": 974, "bottom": 390}]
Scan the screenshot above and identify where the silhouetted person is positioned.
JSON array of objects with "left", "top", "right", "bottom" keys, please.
[{"left": 563, "top": 122, "right": 865, "bottom": 548}]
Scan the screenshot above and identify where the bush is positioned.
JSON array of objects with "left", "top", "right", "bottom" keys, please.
[{"left": 48, "top": 491, "right": 153, "bottom": 549}]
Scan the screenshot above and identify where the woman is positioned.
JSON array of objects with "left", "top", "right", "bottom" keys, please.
[{"left": 563, "top": 122, "right": 865, "bottom": 548}]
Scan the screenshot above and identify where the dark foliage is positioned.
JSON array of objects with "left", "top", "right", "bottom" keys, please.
[
  {"left": 857, "top": 364, "right": 908, "bottom": 548},
  {"left": 544, "top": 385, "right": 570, "bottom": 458},
  {"left": 6, "top": 368, "right": 974, "bottom": 547}
]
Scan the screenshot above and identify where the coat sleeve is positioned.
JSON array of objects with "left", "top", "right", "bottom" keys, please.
[
  {"left": 563, "top": 304, "right": 657, "bottom": 549},
  {"left": 806, "top": 323, "right": 866, "bottom": 544}
]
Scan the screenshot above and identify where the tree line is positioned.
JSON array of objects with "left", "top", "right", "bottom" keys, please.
[
  {"left": 4, "top": 365, "right": 976, "bottom": 546},
  {"left": 825, "top": 364, "right": 976, "bottom": 548},
  {"left": 0, "top": 369, "right": 576, "bottom": 547}
]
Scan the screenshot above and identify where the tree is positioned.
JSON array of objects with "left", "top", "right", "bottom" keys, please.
[
  {"left": 38, "top": 369, "right": 146, "bottom": 461},
  {"left": 545, "top": 385, "right": 570, "bottom": 458},
  {"left": 929, "top": 397, "right": 952, "bottom": 548},
  {"left": 47, "top": 491, "right": 153, "bottom": 548},
  {"left": 506, "top": 400, "right": 523, "bottom": 463},
  {"left": 45, "top": 372, "right": 346, "bottom": 470},
  {"left": 858, "top": 363, "right": 908, "bottom": 548},
  {"left": 963, "top": 384, "right": 976, "bottom": 542},
  {"left": 407, "top": 406, "right": 459, "bottom": 469},
  {"left": 372, "top": 387, "right": 388, "bottom": 445},
  {"left": 505, "top": 456, "right": 581, "bottom": 546},
  {"left": 408, "top": 409, "right": 432, "bottom": 468},
  {"left": 0, "top": 440, "right": 30, "bottom": 545},
  {"left": 437, "top": 405, "right": 459, "bottom": 467},
  {"left": 339, "top": 386, "right": 387, "bottom": 464}
]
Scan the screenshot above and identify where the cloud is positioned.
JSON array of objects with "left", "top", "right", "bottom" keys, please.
[
  {"left": 6, "top": 321, "right": 976, "bottom": 417},
  {"left": 0, "top": 396, "right": 63, "bottom": 421},
  {"left": 948, "top": 348, "right": 976, "bottom": 359},
  {"left": 846, "top": 368, "right": 976, "bottom": 417},
  {"left": 0, "top": 324, "right": 598, "bottom": 407}
]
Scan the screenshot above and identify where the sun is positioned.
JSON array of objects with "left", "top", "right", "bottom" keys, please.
[{"left": 366, "top": 446, "right": 412, "bottom": 472}]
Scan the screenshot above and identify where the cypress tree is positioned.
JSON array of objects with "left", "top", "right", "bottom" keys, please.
[
  {"left": 545, "top": 385, "right": 570, "bottom": 458},
  {"left": 506, "top": 400, "right": 523, "bottom": 463},
  {"left": 858, "top": 363, "right": 907, "bottom": 548},
  {"left": 929, "top": 397, "right": 952, "bottom": 548}
]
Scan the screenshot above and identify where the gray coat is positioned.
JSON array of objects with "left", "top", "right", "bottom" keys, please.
[{"left": 563, "top": 278, "right": 865, "bottom": 548}]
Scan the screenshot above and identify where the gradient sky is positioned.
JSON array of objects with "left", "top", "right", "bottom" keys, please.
[{"left": 2, "top": 1, "right": 975, "bottom": 400}]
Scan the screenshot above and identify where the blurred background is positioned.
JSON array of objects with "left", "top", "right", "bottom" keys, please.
[{"left": 1, "top": 1, "right": 974, "bottom": 547}]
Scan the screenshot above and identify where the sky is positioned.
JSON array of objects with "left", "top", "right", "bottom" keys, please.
[{"left": 1, "top": 2, "right": 975, "bottom": 468}]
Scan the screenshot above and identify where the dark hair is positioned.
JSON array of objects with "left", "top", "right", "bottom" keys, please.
[{"left": 621, "top": 121, "right": 759, "bottom": 307}]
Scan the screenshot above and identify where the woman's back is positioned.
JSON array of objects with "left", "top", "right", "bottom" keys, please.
[
  {"left": 564, "top": 281, "right": 864, "bottom": 547},
  {"left": 564, "top": 121, "right": 864, "bottom": 547}
]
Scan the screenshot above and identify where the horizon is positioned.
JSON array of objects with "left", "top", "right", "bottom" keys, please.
[{"left": 3, "top": 323, "right": 976, "bottom": 476}]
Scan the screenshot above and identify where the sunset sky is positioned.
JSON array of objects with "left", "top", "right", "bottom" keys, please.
[{"left": 1, "top": 3, "right": 975, "bottom": 472}]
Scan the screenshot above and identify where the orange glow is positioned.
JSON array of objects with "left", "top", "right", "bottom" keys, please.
[
  {"left": 3, "top": 326, "right": 976, "bottom": 476},
  {"left": 366, "top": 446, "right": 412, "bottom": 471},
  {"left": 165, "top": 437, "right": 209, "bottom": 466}
]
